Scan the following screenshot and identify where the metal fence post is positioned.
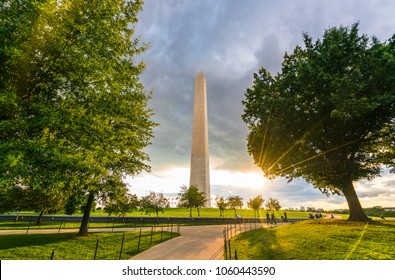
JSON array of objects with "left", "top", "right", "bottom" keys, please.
[
  {"left": 119, "top": 233, "right": 126, "bottom": 260},
  {"left": 150, "top": 227, "right": 153, "bottom": 244},
  {"left": 137, "top": 229, "right": 142, "bottom": 253},
  {"left": 58, "top": 219, "right": 63, "bottom": 234},
  {"left": 228, "top": 240, "right": 232, "bottom": 260},
  {"left": 223, "top": 228, "right": 228, "bottom": 260},
  {"left": 93, "top": 239, "right": 99, "bottom": 260},
  {"left": 26, "top": 220, "right": 32, "bottom": 234}
]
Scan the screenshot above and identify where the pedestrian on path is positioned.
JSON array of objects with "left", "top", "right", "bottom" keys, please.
[
  {"left": 266, "top": 212, "right": 270, "bottom": 225},
  {"left": 271, "top": 212, "right": 276, "bottom": 225}
]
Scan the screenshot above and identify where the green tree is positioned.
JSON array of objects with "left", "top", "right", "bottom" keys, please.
[
  {"left": 104, "top": 191, "right": 139, "bottom": 220},
  {"left": 177, "top": 185, "right": 207, "bottom": 217},
  {"left": 247, "top": 195, "right": 264, "bottom": 217},
  {"left": 242, "top": 23, "right": 395, "bottom": 222},
  {"left": 139, "top": 192, "right": 169, "bottom": 218},
  {"left": 265, "top": 198, "right": 281, "bottom": 211},
  {"left": 0, "top": 0, "right": 155, "bottom": 236},
  {"left": 227, "top": 195, "right": 244, "bottom": 217},
  {"left": 215, "top": 197, "right": 228, "bottom": 217}
]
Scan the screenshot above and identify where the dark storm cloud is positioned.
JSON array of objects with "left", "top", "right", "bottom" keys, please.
[
  {"left": 136, "top": 0, "right": 395, "bottom": 173},
  {"left": 130, "top": 0, "right": 395, "bottom": 207}
]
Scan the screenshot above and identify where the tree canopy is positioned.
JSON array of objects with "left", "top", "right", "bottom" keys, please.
[
  {"left": 0, "top": 0, "right": 155, "bottom": 234},
  {"left": 227, "top": 195, "right": 244, "bottom": 216},
  {"left": 265, "top": 198, "right": 281, "bottom": 211},
  {"left": 139, "top": 192, "right": 169, "bottom": 218},
  {"left": 177, "top": 185, "right": 207, "bottom": 217},
  {"left": 242, "top": 23, "right": 395, "bottom": 222},
  {"left": 247, "top": 195, "right": 264, "bottom": 217}
]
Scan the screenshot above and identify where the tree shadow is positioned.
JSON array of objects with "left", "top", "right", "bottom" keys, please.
[{"left": 0, "top": 233, "right": 77, "bottom": 250}]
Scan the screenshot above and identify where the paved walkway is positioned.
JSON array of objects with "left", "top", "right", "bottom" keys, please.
[{"left": 130, "top": 225, "right": 226, "bottom": 260}]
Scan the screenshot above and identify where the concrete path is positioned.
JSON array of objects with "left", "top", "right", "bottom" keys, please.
[{"left": 130, "top": 225, "right": 226, "bottom": 260}]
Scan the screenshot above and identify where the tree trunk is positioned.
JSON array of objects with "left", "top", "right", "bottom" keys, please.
[
  {"left": 189, "top": 207, "right": 192, "bottom": 217},
  {"left": 36, "top": 211, "right": 44, "bottom": 225},
  {"left": 197, "top": 208, "right": 200, "bottom": 216},
  {"left": 78, "top": 192, "right": 95, "bottom": 236},
  {"left": 342, "top": 179, "right": 370, "bottom": 222}
]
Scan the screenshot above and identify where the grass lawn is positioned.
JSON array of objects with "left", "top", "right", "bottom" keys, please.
[
  {"left": 0, "top": 230, "right": 179, "bottom": 260},
  {"left": 3, "top": 208, "right": 311, "bottom": 219},
  {"left": 230, "top": 219, "right": 395, "bottom": 260},
  {"left": 0, "top": 209, "right": 311, "bottom": 230}
]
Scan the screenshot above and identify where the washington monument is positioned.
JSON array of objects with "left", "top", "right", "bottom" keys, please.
[{"left": 190, "top": 70, "right": 210, "bottom": 207}]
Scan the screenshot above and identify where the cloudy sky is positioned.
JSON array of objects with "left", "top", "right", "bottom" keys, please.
[{"left": 127, "top": 0, "right": 395, "bottom": 210}]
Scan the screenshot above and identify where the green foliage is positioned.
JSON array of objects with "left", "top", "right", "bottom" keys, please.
[
  {"left": 139, "top": 192, "right": 169, "bottom": 218},
  {"left": 242, "top": 23, "right": 395, "bottom": 221},
  {"left": 0, "top": 0, "right": 155, "bottom": 234},
  {"left": 265, "top": 198, "right": 281, "bottom": 211},
  {"left": 364, "top": 206, "right": 395, "bottom": 218},
  {"left": 247, "top": 195, "right": 264, "bottom": 217},
  {"left": 104, "top": 192, "right": 139, "bottom": 218},
  {"left": 215, "top": 197, "right": 228, "bottom": 217},
  {"left": 177, "top": 185, "right": 207, "bottom": 217},
  {"left": 227, "top": 195, "right": 244, "bottom": 216}
]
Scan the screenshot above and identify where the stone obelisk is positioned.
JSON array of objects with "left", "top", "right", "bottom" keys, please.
[{"left": 190, "top": 70, "right": 210, "bottom": 207}]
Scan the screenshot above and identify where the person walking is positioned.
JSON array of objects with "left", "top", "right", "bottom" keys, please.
[
  {"left": 271, "top": 212, "right": 276, "bottom": 225},
  {"left": 266, "top": 212, "right": 270, "bottom": 226},
  {"left": 283, "top": 211, "right": 288, "bottom": 222}
]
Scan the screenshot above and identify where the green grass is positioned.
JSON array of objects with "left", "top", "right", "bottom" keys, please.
[
  {"left": 0, "top": 230, "right": 179, "bottom": 260},
  {"left": 230, "top": 219, "right": 395, "bottom": 260},
  {"left": 0, "top": 209, "right": 311, "bottom": 230},
  {"left": 3, "top": 208, "right": 311, "bottom": 219}
]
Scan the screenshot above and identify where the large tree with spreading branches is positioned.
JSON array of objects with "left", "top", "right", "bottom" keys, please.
[
  {"left": 0, "top": 0, "right": 155, "bottom": 235},
  {"left": 242, "top": 23, "right": 394, "bottom": 222}
]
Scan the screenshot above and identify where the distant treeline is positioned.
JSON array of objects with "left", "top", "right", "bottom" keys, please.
[{"left": 333, "top": 206, "right": 395, "bottom": 218}]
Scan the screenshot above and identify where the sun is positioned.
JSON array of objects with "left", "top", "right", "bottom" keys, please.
[{"left": 211, "top": 169, "right": 266, "bottom": 189}]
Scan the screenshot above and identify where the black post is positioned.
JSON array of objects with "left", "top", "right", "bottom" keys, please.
[
  {"left": 137, "top": 229, "right": 142, "bottom": 253},
  {"left": 223, "top": 229, "right": 228, "bottom": 260},
  {"left": 50, "top": 250, "right": 55, "bottom": 260},
  {"left": 228, "top": 240, "right": 232, "bottom": 260},
  {"left": 161, "top": 225, "right": 163, "bottom": 241},
  {"left": 94, "top": 239, "right": 99, "bottom": 260},
  {"left": 150, "top": 227, "right": 153, "bottom": 244},
  {"left": 58, "top": 219, "right": 63, "bottom": 234},
  {"left": 26, "top": 220, "right": 32, "bottom": 234},
  {"left": 119, "top": 233, "right": 126, "bottom": 260},
  {"left": 234, "top": 250, "right": 238, "bottom": 260}
]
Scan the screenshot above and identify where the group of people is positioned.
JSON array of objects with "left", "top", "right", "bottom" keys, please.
[
  {"left": 266, "top": 211, "right": 288, "bottom": 226},
  {"left": 308, "top": 212, "right": 323, "bottom": 219}
]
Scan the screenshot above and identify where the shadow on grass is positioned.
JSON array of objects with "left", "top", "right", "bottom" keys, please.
[
  {"left": 232, "top": 228, "right": 281, "bottom": 260},
  {"left": 0, "top": 233, "right": 78, "bottom": 250}
]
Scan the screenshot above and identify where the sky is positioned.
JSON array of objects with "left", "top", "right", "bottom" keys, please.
[{"left": 126, "top": 0, "right": 395, "bottom": 210}]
